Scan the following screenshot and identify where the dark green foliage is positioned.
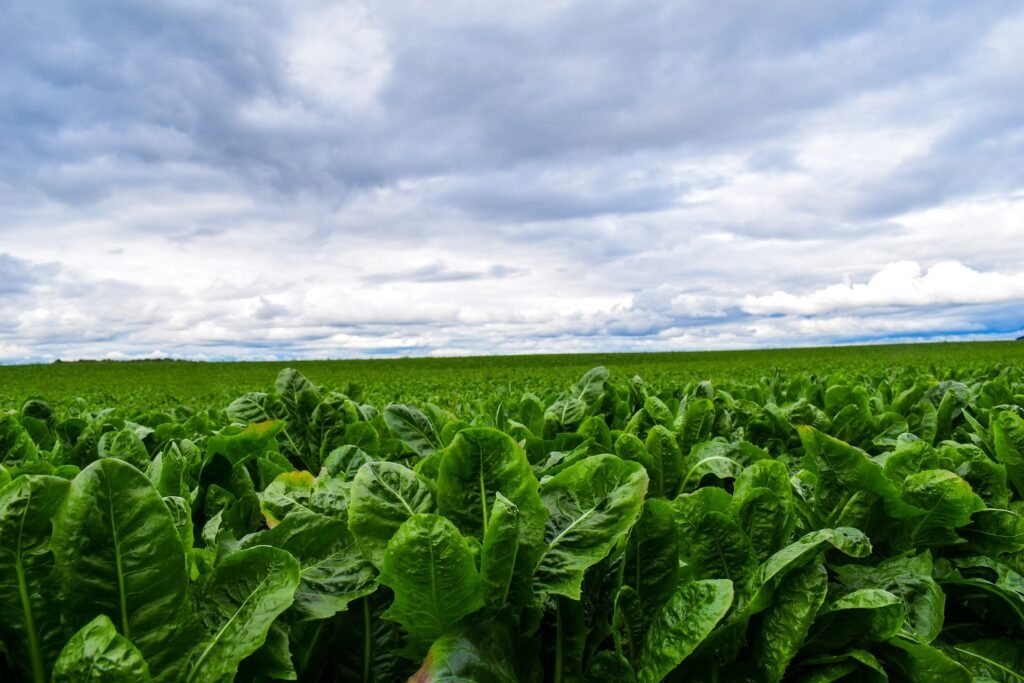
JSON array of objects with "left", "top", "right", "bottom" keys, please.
[{"left": 0, "top": 346, "right": 1023, "bottom": 681}]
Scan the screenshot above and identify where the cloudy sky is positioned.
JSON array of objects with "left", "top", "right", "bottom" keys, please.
[{"left": 1, "top": 1, "right": 1023, "bottom": 363}]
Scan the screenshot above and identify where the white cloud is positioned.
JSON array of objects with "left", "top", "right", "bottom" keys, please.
[
  {"left": 2, "top": 1, "right": 1024, "bottom": 363},
  {"left": 741, "top": 261, "right": 1024, "bottom": 315}
]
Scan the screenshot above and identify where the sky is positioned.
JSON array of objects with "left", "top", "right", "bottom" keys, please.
[{"left": 1, "top": 0, "right": 1023, "bottom": 363}]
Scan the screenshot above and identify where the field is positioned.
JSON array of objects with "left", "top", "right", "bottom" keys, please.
[{"left": 2, "top": 340, "right": 1024, "bottom": 681}]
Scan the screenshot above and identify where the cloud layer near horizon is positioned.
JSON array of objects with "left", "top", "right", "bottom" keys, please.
[{"left": 1, "top": 1, "right": 1023, "bottom": 362}]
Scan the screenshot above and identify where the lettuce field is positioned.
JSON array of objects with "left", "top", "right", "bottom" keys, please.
[{"left": 2, "top": 341, "right": 1024, "bottom": 682}]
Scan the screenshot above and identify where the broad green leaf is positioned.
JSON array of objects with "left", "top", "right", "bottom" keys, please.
[
  {"left": 948, "top": 639, "right": 1024, "bottom": 682},
  {"left": 409, "top": 618, "right": 521, "bottom": 683},
  {"left": 646, "top": 425, "right": 683, "bottom": 496},
  {"left": 260, "top": 470, "right": 316, "bottom": 527},
  {"left": 678, "top": 441, "right": 743, "bottom": 494},
  {"left": 436, "top": 428, "right": 546, "bottom": 548},
  {"left": 636, "top": 579, "right": 734, "bottom": 683},
  {"left": 275, "top": 368, "right": 320, "bottom": 415},
  {"left": 678, "top": 398, "right": 716, "bottom": 454},
  {"left": 797, "top": 425, "right": 910, "bottom": 515},
  {"left": 808, "top": 589, "right": 905, "bottom": 651},
  {"left": 321, "top": 445, "right": 375, "bottom": 481},
  {"left": 51, "top": 458, "right": 198, "bottom": 682},
  {"left": 832, "top": 552, "right": 944, "bottom": 643},
  {"left": 186, "top": 546, "right": 300, "bottom": 683},
  {"left": 52, "top": 614, "right": 151, "bottom": 682},
  {"left": 616, "top": 433, "right": 662, "bottom": 495},
  {"left": 689, "top": 511, "right": 757, "bottom": 592},
  {"left": 749, "top": 527, "right": 871, "bottom": 613},
  {"left": 901, "top": 469, "right": 985, "bottom": 536},
  {"left": 97, "top": 428, "right": 149, "bottom": 470},
  {"left": 571, "top": 366, "right": 610, "bottom": 407},
  {"left": 0, "top": 414, "right": 38, "bottom": 465},
  {"left": 735, "top": 487, "right": 792, "bottom": 562},
  {"left": 733, "top": 458, "right": 794, "bottom": 561},
  {"left": 624, "top": 498, "right": 680, "bottom": 624},
  {"left": 240, "top": 510, "right": 378, "bottom": 621},
  {"left": 671, "top": 486, "right": 733, "bottom": 551},
  {"left": 882, "top": 637, "right": 971, "bottom": 682},
  {"left": 206, "top": 420, "right": 285, "bottom": 468},
  {"left": 959, "top": 508, "right": 1024, "bottom": 554},
  {"left": 224, "top": 391, "right": 279, "bottom": 425},
  {"left": 348, "top": 461, "right": 435, "bottom": 568},
  {"left": 383, "top": 404, "right": 440, "bottom": 458},
  {"left": 480, "top": 493, "right": 520, "bottom": 607},
  {"left": 378, "top": 514, "right": 483, "bottom": 643},
  {"left": 533, "top": 455, "right": 648, "bottom": 599},
  {"left": 756, "top": 561, "right": 828, "bottom": 683},
  {"left": 0, "top": 475, "right": 70, "bottom": 683},
  {"left": 993, "top": 411, "right": 1024, "bottom": 498}
]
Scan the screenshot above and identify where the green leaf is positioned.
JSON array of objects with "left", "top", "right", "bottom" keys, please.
[
  {"left": 624, "top": 498, "right": 680, "bottom": 624},
  {"left": 755, "top": 561, "right": 828, "bottom": 683},
  {"left": 690, "top": 511, "right": 757, "bottom": 592},
  {"left": 796, "top": 425, "right": 909, "bottom": 515},
  {"left": 900, "top": 469, "right": 985, "bottom": 536},
  {"left": 97, "top": 428, "right": 150, "bottom": 470},
  {"left": 378, "top": 514, "right": 483, "bottom": 644},
  {"left": 636, "top": 579, "right": 734, "bottom": 683},
  {"left": 436, "top": 428, "right": 546, "bottom": 548},
  {"left": 260, "top": 470, "right": 316, "bottom": 527},
  {"left": 383, "top": 404, "right": 440, "bottom": 458},
  {"left": 206, "top": 420, "right": 285, "bottom": 468},
  {"left": 240, "top": 510, "right": 378, "bottom": 621},
  {"left": 186, "top": 546, "right": 300, "bottom": 683},
  {"left": 832, "top": 552, "right": 944, "bottom": 643},
  {"left": 960, "top": 508, "right": 1024, "bottom": 555},
  {"left": 646, "top": 426, "right": 683, "bottom": 497},
  {"left": 948, "top": 639, "right": 1024, "bottom": 682},
  {"left": 749, "top": 527, "right": 871, "bottom": 613},
  {"left": 0, "top": 414, "right": 38, "bottom": 466},
  {"left": 808, "top": 589, "right": 906, "bottom": 651},
  {"left": 882, "top": 636, "right": 971, "bottom": 682},
  {"left": 480, "top": 493, "right": 520, "bottom": 607},
  {"left": 225, "top": 391, "right": 279, "bottom": 425},
  {"left": 321, "top": 445, "right": 375, "bottom": 481},
  {"left": 671, "top": 486, "right": 733, "bottom": 550},
  {"left": 731, "top": 461, "right": 795, "bottom": 561},
  {"left": 348, "top": 461, "right": 435, "bottom": 568},
  {"left": 51, "top": 458, "right": 198, "bottom": 682},
  {"left": 52, "top": 614, "right": 151, "bottom": 682},
  {"left": 678, "top": 441, "right": 744, "bottom": 494},
  {"left": 533, "top": 455, "right": 648, "bottom": 600},
  {"left": 993, "top": 410, "right": 1024, "bottom": 498},
  {"left": 0, "top": 475, "right": 70, "bottom": 683},
  {"left": 678, "top": 398, "right": 716, "bottom": 455},
  {"left": 571, "top": 366, "right": 610, "bottom": 407},
  {"left": 410, "top": 618, "right": 522, "bottom": 683},
  {"left": 275, "top": 368, "right": 320, "bottom": 415}
]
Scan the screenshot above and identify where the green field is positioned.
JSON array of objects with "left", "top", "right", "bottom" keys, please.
[
  {"left": 3, "top": 341, "right": 1022, "bottom": 411},
  {"left": 3, "top": 340, "right": 1024, "bottom": 681}
]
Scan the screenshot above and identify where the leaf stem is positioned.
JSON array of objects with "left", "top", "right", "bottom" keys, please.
[{"left": 555, "top": 600, "right": 564, "bottom": 683}]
